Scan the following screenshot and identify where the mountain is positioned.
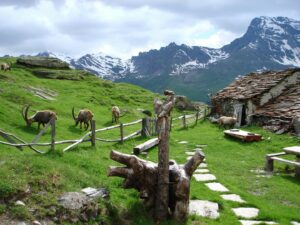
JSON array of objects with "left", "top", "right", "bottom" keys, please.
[
  {"left": 35, "top": 16, "right": 300, "bottom": 102},
  {"left": 117, "top": 16, "right": 300, "bottom": 102}
]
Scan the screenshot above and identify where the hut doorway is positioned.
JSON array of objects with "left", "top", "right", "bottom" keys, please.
[{"left": 234, "top": 104, "right": 247, "bottom": 127}]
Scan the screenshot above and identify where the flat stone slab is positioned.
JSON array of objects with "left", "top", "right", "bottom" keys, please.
[
  {"left": 179, "top": 141, "right": 188, "bottom": 144},
  {"left": 189, "top": 200, "right": 219, "bottom": 219},
  {"left": 220, "top": 194, "right": 245, "bottom": 203},
  {"left": 232, "top": 207, "right": 259, "bottom": 219},
  {"left": 193, "top": 174, "right": 216, "bottom": 182},
  {"left": 291, "top": 221, "right": 300, "bottom": 225},
  {"left": 239, "top": 220, "right": 277, "bottom": 225},
  {"left": 193, "top": 148, "right": 203, "bottom": 151},
  {"left": 198, "top": 163, "right": 208, "bottom": 168},
  {"left": 205, "top": 182, "right": 229, "bottom": 192},
  {"left": 195, "top": 168, "right": 210, "bottom": 173},
  {"left": 185, "top": 151, "right": 195, "bottom": 156}
]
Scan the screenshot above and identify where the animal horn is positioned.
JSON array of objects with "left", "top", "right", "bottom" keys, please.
[
  {"left": 72, "top": 107, "right": 76, "bottom": 120},
  {"left": 22, "top": 105, "right": 30, "bottom": 125}
]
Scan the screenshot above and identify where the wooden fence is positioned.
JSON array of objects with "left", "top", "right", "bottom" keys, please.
[{"left": 0, "top": 109, "right": 207, "bottom": 154}]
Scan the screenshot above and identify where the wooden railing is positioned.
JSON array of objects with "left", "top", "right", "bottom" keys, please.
[{"left": 0, "top": 109, "right": 207, "bottom": 154}]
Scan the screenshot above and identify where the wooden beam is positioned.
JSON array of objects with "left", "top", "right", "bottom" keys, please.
[{"left": 133, "top": 137, "right": 159, "bottom": 155}]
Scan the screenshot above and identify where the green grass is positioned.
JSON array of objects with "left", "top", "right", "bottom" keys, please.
[{"left": 0, "top": 58, "right": 300, "bottom": 224}]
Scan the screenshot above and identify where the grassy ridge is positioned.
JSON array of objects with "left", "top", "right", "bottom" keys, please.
[{"left": 0, "top": 58, "right": 300, "bottom": 225}]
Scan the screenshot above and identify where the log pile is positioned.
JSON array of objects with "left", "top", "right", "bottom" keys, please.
[{"left": 107, "top": 149, "right": 205, "bottom": 220}]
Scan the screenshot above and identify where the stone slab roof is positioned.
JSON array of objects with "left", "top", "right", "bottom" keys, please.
[
  {"left": 254, "top": 83, "right": 300, "bottom": 119},
  {"left": 213, "top": 68, "right": 300, "bottom": 100}
]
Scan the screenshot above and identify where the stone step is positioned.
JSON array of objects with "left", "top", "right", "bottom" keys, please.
[
  {"left": 198, "top": 163, "right": 208, "bottom": 168},
  {"left": 193, "top": 174, "right": 216, "bottom": 182},
  {"left": 189, "top": 200, "right": 219, "bottom": 219},
  {"left": 232, "top": 207, "right": 259, "bottom": 219},
  {"left": 239, "top": 220, "right": 277, "bottom": 225},
  {"left": 220, "top": 194, "right": 246, "bottom": 203},
  {"left": 194, "top": 168, "right": 210, "bottom": 173},
  {"left": 205, "top": 182, "right": 229, "bottom": 192}
]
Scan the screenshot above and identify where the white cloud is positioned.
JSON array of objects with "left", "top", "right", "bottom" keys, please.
[{"left": 0, "top": 0, "right": 299, "bottom": 58}]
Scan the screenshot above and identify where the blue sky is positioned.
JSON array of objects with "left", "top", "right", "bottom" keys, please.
[{"left": 0, "top": 0, "right": 299, "bottom": 59}]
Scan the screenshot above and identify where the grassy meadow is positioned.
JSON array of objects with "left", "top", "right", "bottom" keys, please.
[{"left": 0, "top": 58, "right": 299, "bottom": 225}]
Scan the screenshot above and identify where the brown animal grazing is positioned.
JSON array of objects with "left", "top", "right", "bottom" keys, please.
[
  {"left": 218, "top": 116, "right": 237, "bottom": 128},
  {"left": 72, "top": 107, "right": 94, "bottom": 130},
  {"left": 0, "top": 62, "right": 11, "bottom": 71},
  {"left": 22, "top": 105, "right": 57, "bottom": 129},
  {"left": 111, "top": 106, "right": 120, "bottom": 123}
]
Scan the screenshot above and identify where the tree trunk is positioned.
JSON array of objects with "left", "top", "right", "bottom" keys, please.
[{"left": 108, "top": 150, "right": 205, "bottom": 221}]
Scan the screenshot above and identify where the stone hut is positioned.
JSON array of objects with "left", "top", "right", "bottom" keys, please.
[{"left": 211, "top": 68, "right": 300, "bottom": 131}]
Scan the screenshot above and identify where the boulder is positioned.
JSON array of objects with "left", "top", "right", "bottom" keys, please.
[
  {"left": 17, "top": 57, "right": 69, "bottom": 69},
  {"left": 175, "top": 95, "right": 194, "bottom": 110}
]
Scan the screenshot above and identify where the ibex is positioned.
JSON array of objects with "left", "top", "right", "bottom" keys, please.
[
  {"left": 111, "top": 106, "right": 120, "bottom": 123},
  {"left": 218, "top": 116, "right": 237, "bottom": 129},
  {"left": 22, "top": 105, "right": 57, "bottom": 129},
  {"left": 0, "top": 62, "right": 11, "bottom": 71},
  {"left": 72, "top": 107, "right": 94, "bottom": 130}
]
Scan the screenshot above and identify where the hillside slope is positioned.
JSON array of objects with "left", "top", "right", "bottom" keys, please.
[{"left": 0, "top": 58, "right": 299, "bottom": 225}]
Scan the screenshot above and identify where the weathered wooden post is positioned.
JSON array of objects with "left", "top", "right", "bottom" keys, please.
[
  {"left": 195, "top": 111, "right": 199, "bottom": 125},
  {"left": 169, "top": 117, "right": 173, "bottom": 131},
  {"left": 50, "top": 118, "right": 55, "bottom": 152},
  {"left": 154, "top": 90, "right": 176, "bottom": 222},
  {"left": 120, "top": 123, "right": 124, "bottom": 143},
  {"left": 142, "top": 118, "right": 150, "bottom": 137},
  {"left": 183, "top": 114, "right": 187, "bottom": 128},
  {"left": 91, "top": 120, "right": 96, "bottom": 147},
  {"left": 265, "top": 155, "right": 274, "bottom": 172}
]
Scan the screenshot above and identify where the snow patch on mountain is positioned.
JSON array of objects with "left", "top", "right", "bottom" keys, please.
[{"left": 170, "top": 48, "right": 229, "bottom": 76}]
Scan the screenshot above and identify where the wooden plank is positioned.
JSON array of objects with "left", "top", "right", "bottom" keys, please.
[
  {"left": 50, "top": 119, "right": 55, "bottom": 151},
  {"left": 224, "top": 129, "right": 262, "bottom": 142},
  {"left": 0, "top": 130, "right": 23, "bottom": 150},
  {"left": 63, "top": 131, "right": 92, "bottom": 152},
  {"left": 123, "top": 119, "right": 142, "bottom": 127},
  {"left": 283, "top": 146, "right": 300, "bottom": 156},
  {"left": 91, "top": 120, "right": 96, "bottom": 147},
  {"left": 31, "top": 121, "right": 52, "bottom": 144},
  {"left": 133, "top": 137, "right": 159, "bottom": 155},
  {"left": 271, "top": 157, "right": 300, "bottom": 167},
  {"left": 95, "top": 124, "right": 120, "bottom": 132},
  {"left": 266, "top": 152, "right": 287, "bottom": 158}
]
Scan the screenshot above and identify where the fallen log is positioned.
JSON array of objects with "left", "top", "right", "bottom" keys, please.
[
  {"left": 108, "top": 149, "right": 205, "bottom": 220},
  {"left": 133, "top": 137, "right": 159, "bottom": 155}
]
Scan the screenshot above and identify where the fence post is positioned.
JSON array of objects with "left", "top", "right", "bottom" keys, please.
[
  {"left": 195, "top": 111, "right": 199, "bottom": 125},
  {"left": 91, "top": 120, "right": 96, "bottom": 147},
  {"left": 120, "top": 123, "right": 124, "bottom": 143},
  {"left": 204, "top": 108, "right": 207, "bottom": 119},
  {"left": 50, "top": 119, "right": 55, "bottom": 152},
  {"left": 169, "top": 117, "right": 173, "bottom": 131},
  {"left": 183, "top": 114, "right": 187, "bottom": 128},
  {"left": 142, "top": 118, "right": 150, "bottom": 137}
]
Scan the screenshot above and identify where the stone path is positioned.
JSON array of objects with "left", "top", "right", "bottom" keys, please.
[
  {"left": 193, "top": 174, "right": 216, "bottom": 182},
  {"left": 186, "top": 144, "right": 278, "bottom": 224},
  {"left": 220, "top": 194, "right": 245, "bottom": 203},
  {"left": 189, "top": 200, "right": 219, "bottom": 219}
]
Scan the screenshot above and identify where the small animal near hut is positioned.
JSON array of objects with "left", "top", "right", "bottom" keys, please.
[
  {"left": 0, "top": 62, "right": 11, "bottom": 71},
  {"left": 218, "top": 116, "right": 237, "bottom": 128},
  {"left": 111, "top": 106, "right": 120, "bottom": 123},
  {"left": 22, "top": 105, "right": 57, "bottom": 129},
  {"left": 72, "top": 107, "right": 94, "bottom": 130}
]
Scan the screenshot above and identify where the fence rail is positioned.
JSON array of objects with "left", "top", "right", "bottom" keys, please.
[{"left": 0, "top": 109, "right": 207, "bottom": 154}]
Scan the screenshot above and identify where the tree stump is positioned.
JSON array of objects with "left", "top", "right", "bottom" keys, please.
[{"left": 107, "top": 149, "right": 205, "bottom": 220}]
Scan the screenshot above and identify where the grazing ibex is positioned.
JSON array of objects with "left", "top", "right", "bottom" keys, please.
[
  {"left": 218, "top": 116, "right": 237, "bottom": 129},
  {"left": 111, "top": 106, "right": 120, "bottom": 123},
  {"left": 0, "top": 62, "right": 11, "bottom": 71},
  {"left": 22, "top": 105, "right": 57, "bottom": 129},
  {"left": 72, "top": 107, "right": 94, "bottom": 130}
]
